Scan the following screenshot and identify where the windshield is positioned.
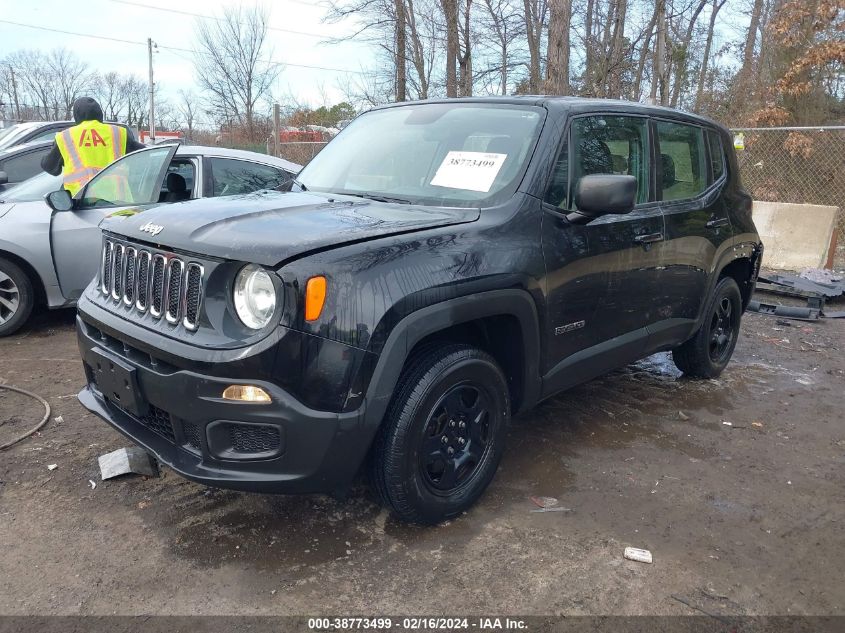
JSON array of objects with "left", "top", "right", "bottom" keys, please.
[
  {"left": 297, "top": 103, "right": 544, "bottom": 207},
  {"left": 79, "top": 146, "right": 172, "bottom": 208},
  {"left": 0, "top": 171, "right": 63, "bottom": 203}
]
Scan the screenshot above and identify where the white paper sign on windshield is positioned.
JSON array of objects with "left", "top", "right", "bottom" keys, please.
[{"left": 430, "top": 151, "right": 507, "bottom": 193}]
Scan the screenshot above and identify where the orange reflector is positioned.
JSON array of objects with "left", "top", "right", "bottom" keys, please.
[
  {"left": 222, "top": 385, "right": 272, "bottom": 403},
  {"left": 305, "top": 276, "right": 327, "bottom": 321}
]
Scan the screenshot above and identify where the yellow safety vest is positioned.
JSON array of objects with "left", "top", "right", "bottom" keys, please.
[{"left": 55, "top": 121, "right": 128, "bottom": 196}]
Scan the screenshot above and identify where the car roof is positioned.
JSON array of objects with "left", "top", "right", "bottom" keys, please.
[
  {"left": 372, "top": 96, "right": 727, "bottom": 131},
  {"left": 172, "top": 144, "right": 301, "bottom": 172},
  {"left": 0, "top": 139, "right": 54, "bottom": 159}
]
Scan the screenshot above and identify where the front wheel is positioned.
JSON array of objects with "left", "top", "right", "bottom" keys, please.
[
  {"left": 0, "top": 257, "right": 35, "bottom": 337},
  {"left": 672, "top": 276, "right": 742, "bottom": 378},
  {"left": 368, "top": 344, "right": 510, "bottom": 524}
]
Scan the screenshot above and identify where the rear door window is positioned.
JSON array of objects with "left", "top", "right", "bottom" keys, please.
[
  {"left": 158, "top": 159, "right": 196, "bottom": 202},
  {"left": 209, "top": 158, "right": 291, "bottom": 197},
  {"left": 656, "top": 121, "right": 707, "bottom": 202}
]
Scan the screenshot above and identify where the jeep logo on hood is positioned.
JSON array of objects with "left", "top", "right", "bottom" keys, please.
[{"left": 139, "top": 222, "right": 164, "bottom": 236}]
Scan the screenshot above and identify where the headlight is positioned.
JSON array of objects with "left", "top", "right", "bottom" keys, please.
[{"left": 233, "top": 264, "right": 277, "bottom": 329}]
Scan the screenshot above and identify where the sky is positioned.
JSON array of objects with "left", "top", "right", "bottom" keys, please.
[
  {"left": 0, "top": 0, "right": 375, "bottom": 122},
  {"left": 0, "top": 0, "right": 752, "bottom": 125}
]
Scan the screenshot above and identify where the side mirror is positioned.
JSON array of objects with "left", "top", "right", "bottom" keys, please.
[
  {"left": 0, "top": 171, "right": 7, "bottom": 185},
  {"left": 45, "top": 188, "right": 74, "bottom": 212},
  {"left": 571, "top": 174, "right": 637, "bottom": 221}
]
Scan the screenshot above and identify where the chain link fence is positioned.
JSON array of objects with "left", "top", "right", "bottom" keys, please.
[
  {"left": 276, "top": 141, "right": 328, "bottom": 167},
  {"left": 732, "top": 126, "right": 845, "bottom": 269}
]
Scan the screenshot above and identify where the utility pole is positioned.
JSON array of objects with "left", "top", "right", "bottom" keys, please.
[
  {"left": 272, "top": 103, "right": 280, "bottom": 158},
  {"left": 9, "top": 67, "right": 21, "bottom": 121},
  {"left": 147, "top": 38, "right": 157, "bottom": 143}
]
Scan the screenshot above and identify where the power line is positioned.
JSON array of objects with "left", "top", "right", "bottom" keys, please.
[
  {"left": 106, "top": 0, "right": 329, "bottom": 39},
  {"left": 0, "top": 18, "right": 366, "bottom": 75},
  {"left": 0, "top": 18, "right": 147, "bottom": 47}
]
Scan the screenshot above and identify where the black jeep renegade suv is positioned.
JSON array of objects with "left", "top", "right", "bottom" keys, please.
[{"left": 76, "top": 97, "right": 762, "bottom": 523}]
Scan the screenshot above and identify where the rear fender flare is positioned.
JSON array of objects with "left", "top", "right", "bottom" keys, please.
[{"left": 695, "top": 240, "right": 762, "bottom": 329}]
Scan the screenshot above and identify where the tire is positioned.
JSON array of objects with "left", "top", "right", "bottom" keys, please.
[
  {"left": 369, "top": 344, "right": 510, "bottom": 524},
  {"left": 672, "top": 276, "right": 742, "bottom": 378},
  {"left": 0, "top": 257, "right": 35, "bottom": 337}
]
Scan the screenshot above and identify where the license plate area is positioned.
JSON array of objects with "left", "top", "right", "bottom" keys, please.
[{"left": 90, "top": 347, "right": 148, "bottom": 417}]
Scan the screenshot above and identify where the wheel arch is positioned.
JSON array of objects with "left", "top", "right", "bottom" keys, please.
[
  {"left": 362, "top": 289, "right": 542, "bottom": 432},
  {"left": 718, "top": 257, "right": 754, "bottom": 309},
  {"left": 0, "top": 248, "right": 47, "bottom": 307}
]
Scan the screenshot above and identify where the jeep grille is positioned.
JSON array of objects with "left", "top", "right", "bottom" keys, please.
[{"left": 100, "top": 238, "right": 204, "bottom": 331}]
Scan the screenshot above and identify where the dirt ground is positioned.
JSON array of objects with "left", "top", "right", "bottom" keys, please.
[{"left": 1, "top": 295, "right": 843, "bottom": 617}]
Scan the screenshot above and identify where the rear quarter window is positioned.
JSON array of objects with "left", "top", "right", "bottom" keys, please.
[{"left": 707, "top": 130, "right": 725, "bottom": 183}]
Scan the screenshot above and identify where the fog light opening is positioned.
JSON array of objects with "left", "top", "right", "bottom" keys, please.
[{"left": 222, "top": 385, "right": 272, "bottom": 403}]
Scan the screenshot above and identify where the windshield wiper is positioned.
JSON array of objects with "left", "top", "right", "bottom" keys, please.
[
  {"left": 341, "top": 192, "right": 413, "bottom": 205},
  {"left": 276, "top": 178, "right": 307, "bottom": 192}
]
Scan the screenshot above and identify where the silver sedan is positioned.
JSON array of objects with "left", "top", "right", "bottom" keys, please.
[{"left": 0, "top": 145, "right": 299, "bottom": 336}]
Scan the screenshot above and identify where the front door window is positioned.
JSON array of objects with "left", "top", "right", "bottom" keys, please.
[
  {"left": 79, "top": 146, "right": 173, "bottom": 208},
  {"left": 570, "top": 115, "right": 650, "bottom": 208}
]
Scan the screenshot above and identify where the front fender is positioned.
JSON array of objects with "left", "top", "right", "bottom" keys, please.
[
  {"left": 361, "top": 288, "right": 541, "bottom": 431},
  {"left": 0, "top": 236, "right": 64, "bottom": 307}
]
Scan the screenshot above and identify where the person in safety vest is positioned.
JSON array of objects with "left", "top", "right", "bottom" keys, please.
[{"left": 41, "top": 97, "right": 144, "bottom": 196}]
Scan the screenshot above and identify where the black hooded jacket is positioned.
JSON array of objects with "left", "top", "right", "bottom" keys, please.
[{"left": 41, "top": 97, "right": 144, "bottom": 176}]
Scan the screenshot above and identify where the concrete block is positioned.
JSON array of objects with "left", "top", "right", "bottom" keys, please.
[
  {"left": 752, "top": 201, "right": 839, "bottom": 270},
  {"left": 98, "top": 446, "right": 159, "bottom": 480}
]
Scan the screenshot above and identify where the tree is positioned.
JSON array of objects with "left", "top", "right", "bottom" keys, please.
[
  {"left": 521, "top": 0, "right": 547, "bottom": 93},
  {"left": 544, "top": 0, "right": 571, "bottom": 95},
  {"left": 479, "top": 0, "right": 525, "bottom": 94},
  {"left": 441, "top": 0, "right": 460, "bottom": 96},
  {"left": 650, "top": 0, "right": 668, "bottom": 104},
  {"left": 193, "top": 4, "right": 281, "bottom": 141},
  {"left": 694, "top": 0, "right": 728, "bottom": 110},
  {"left": 752, "top": 0, "right": 845, "bottom": 125},
  {"left": 396, "top": 0, "right": 408, "bottom": 100},
  {"left": 47, "top": 48, "right": 96, "bottom": 119},
  {"left": 177, "top": 90, "right": 199, "bottom": 139},
  {"left": 97, "top": 71, "right": 126, "bottom": 121},
  {"left": 122, "top": 74, "right": 148, "bottom": 129}
]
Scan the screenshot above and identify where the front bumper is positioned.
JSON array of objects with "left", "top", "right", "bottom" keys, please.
[{"left": 76, "top": 314, "right": 368, "bottom": 495}]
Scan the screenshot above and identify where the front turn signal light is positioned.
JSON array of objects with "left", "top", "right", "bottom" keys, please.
[
  {"left": 222, "top": 385, "right": 272, "bottom": 403},
  {"left": 305, "top": 276, "right": 327, "bottom": 322}
]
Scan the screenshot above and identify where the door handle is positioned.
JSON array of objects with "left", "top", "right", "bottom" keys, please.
[
  {"left": 706, "top": 217, "right": 730, "bottom": 229},
  {"left": 633, "top": 232, "right": 664, "bottom": 245}
]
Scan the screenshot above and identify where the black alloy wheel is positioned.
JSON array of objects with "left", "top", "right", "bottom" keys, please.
[
  {"left": 709, "top": 295, "right": 737, "bottom": 364},
  {"left": 369, "top": 344, "right": 509, "bottom": 524},
  {"left": 419, "top": 383, "right": 494, "bottom": 495},
  {"left": 672, "top": 276, "right": 742, "bottom": 378}
]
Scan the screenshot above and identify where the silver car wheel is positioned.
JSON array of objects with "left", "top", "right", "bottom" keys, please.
[{"left": 0, "top": 269, "right": 20, "bottom": 325}]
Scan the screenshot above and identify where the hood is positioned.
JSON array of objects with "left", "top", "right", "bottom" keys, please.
[
  {"left": 102, "top": 190, "right": 480, "bottom": 266},
  {"left": 0, "top": 202, "right": 14, "bottom": 220}
]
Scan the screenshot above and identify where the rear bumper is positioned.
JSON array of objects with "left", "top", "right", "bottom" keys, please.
[{"left": 76, "top": 314, "right": 368, "bottom": 495}]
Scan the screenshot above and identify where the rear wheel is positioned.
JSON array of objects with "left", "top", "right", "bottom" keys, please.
[
  {"left": 369, "top": 344, "right": 510, "bottom": 524},
  {"left": 0, "top": 257, "right": 34, "bottom": 337},
  {"left": 672, "top": 276, "right": 742, "bottom": 378}
]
